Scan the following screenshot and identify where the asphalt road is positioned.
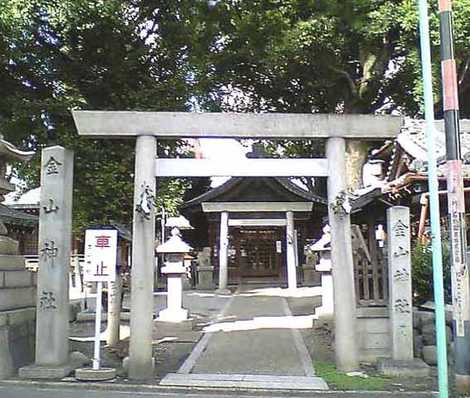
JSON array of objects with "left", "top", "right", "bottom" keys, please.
[{"left": 0, "top": 384, "right": 437, "bottom": 398}]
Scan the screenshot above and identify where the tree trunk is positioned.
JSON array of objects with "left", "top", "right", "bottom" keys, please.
[{"left": 345, "top": 140, "right": 369, "bottom": 191}]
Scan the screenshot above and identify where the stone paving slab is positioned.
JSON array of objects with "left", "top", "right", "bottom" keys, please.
[
  {"left": 187, "top": 289, "right": 316, "bottom": 377},
  {"left": 160, "top": 373, "right": 329, "bottom": 390}
]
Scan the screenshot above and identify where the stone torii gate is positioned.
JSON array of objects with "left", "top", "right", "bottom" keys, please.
[{"left": 72, "top": 111, "right": 401, "bottom": 379}]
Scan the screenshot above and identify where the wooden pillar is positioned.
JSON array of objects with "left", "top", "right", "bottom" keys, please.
[
  {"left": 217, "top": 211, "right": 229, "bottom": 293},
  {"left": 286, "top": 211, "right": 297, "bottom": 290},
  {"left": 326, "top": 137, "right": 359, "bottom": 372},
  {"left": 128, "top": 136, "right": 156, "bottom": 379}
]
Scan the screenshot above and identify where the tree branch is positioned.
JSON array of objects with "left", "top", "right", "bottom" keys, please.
[
  {"left": 328, "top": 66, "right": 358, "bottom": 99},
  {"left": 459, "top": 57, "right": 470, "bottom": 87}
]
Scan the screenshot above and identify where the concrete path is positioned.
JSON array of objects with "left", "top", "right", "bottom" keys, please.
[{"left": 161, "top": 285, "right": 327, "bottom": 390}]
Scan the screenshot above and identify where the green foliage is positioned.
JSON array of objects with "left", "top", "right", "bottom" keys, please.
[
  {"left": 0, "top": 0, "right": 210, "bottom": 231},
  {"left": 192, "top": 0, "right": 470, "bottom": 117},
  {"left": 3, "top": 0, "right": 470, "bottom": 230},
  {"left": 411, "top": 240, "right": 452, "bottom": 305},
  {"left": 314, "top": 362, "right": 390, "bottom": 391}
]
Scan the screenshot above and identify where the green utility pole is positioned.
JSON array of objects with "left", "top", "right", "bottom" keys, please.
[
  {"left": 438, "top": 0, "right": 470, "bottom": 393},
  {"left": 417, "top": 1, "right": 449, "bottom": 397}
]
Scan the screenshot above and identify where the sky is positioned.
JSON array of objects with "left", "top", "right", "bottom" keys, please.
[{"left": 198, "top": 138, "right": 251, "bottom": 187}]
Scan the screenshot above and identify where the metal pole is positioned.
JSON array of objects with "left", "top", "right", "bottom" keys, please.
[
  {"left": 161, "top": 207, "right": 166, "bottom": 243},
  {"left": 417, "top": 1, "right": 449, "bottom": 396},
  {"left": 93, "top": 281, "right": 103, "bottom": 370},
  {"left": 438, "top": 0, "right": 470, "bottom": 392}
]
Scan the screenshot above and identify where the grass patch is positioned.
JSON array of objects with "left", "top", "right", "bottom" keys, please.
[{"left": 315, "top": 361, "right": 391, "bottom": 391}]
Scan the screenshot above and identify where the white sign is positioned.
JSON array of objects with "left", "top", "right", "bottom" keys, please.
[
  {"left": 276, "top": 241, "right": 282, "bottom": 253},
  {"left": 84, "top": 229, "right": 118, "bottom": 282}
]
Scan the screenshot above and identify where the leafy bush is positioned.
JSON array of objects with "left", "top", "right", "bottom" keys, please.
[{"left": 411, "top": 240, "right": 452, "bottom": 305}]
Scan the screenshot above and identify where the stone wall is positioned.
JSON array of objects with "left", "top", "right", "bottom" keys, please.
[
  {"left": 356, "top": 306, "right": 454, "bottom": 365},
  {"left": 413, "top": 309, "right": 453, "bottom": 367},
  {"left": 0, "top": 255, "right": 36, "bottom": 378},
  {"left": 356, "top": 307, "right": 391, "bottom": 362}
]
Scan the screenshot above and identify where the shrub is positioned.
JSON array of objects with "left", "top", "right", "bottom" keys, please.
[{"left": 411, "top": 240, "right": 452, "bottom": 305}]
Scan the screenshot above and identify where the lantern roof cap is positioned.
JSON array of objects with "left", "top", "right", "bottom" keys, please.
[{"left": 156, "top": 228, "right": 192, "bottom": 253}]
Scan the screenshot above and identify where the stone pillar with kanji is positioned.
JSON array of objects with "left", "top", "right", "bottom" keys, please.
[
  {"left": 387, "top": 206, "right": 413, "bottom": 360},
  {"left": 378, "top": 206, "right": 430, "bottom": 377},
  {"left": 20, "top": 146, "right": 74, "bottom": 379}
]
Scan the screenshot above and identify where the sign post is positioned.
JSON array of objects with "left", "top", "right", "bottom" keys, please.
[
  {"left": 75, "top": 229, "right": 118, "bottom": 381},
  {"left": 417, "top": 1, "right": 449, "bottom": 396}
]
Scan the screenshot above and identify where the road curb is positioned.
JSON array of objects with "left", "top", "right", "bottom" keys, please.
[{"left": 0, "top": 378, "right": 438, "bottom": 397}]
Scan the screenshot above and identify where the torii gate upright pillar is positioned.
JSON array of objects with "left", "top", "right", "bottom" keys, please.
[
  {"left": 326, "top": 137, "right": 359, "bottom": 372},
  {"left": 128, "top": 135, "right": 157, "bottom": 379}
]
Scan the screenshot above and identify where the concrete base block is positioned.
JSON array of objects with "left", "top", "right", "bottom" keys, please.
[
  {"left": 0, "top": 287, "right": 36, "bottom": 311},
  {"left": 196, "top": 266, "right": 214, "bottom": 290},
  {"left": 76, "top": 311, "right": 130, "bottom": 322},
  {"left": 154, "top": 318, "right": 195, "bottom": 335},
  {"left": 215, "top": 288, "right": 231, "bottom": 295},
  {"left": 377, "top": 358, "right": 430, "bottom": 377},
  {"left": 0, "top": 255, "right": 26, "bottom": 271},
  {"left": 422, "top": 345, "right": 437, "bottom": 366},
  {"left": 302, "top": 265, "right": 320, "bottom": 286},
  {"left": 122, "top": 356, "right": 155, "bottom": 375},
  {"left": 157, "top": 308, "right": 188, "bottom": 323},
  {"left": 0, "top": 237, "right": 19, "bottom": 256},
  {"left": 18, "top": 364, "right": 73, "bottom": 379},
  {"left": 75, "top": 367, "right": 116, "bottom": 381}
]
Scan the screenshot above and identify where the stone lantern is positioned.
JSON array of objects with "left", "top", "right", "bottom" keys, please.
[
  {"left": 310, "top": 225, "right": 333, "bottom": 319},
  {"left": 156, "top": 228, "right": 192, "bottom": 323}
]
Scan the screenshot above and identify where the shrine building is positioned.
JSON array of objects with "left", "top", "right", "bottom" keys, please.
[{"left": 182, "top": 175, "right": 327, "bottom": 287}]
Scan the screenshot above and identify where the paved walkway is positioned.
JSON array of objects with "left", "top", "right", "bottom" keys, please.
[{"left": 161, "top": 285, "right": 328, "bottom": 390}]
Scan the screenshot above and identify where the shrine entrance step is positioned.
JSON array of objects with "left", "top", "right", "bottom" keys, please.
[{"left": 160, "top": 373, "right": 329, "bottom": 390}]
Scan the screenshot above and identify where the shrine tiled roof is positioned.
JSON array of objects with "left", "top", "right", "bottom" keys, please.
[
  {"left": 0, "top": 203, "right": 38, "bottom": 226},
  {"left": 372, "top": 118, "right": 470, "bottom": 181},
  {"left": 182, "top": 177, "right": 327, "bottom": 210}
]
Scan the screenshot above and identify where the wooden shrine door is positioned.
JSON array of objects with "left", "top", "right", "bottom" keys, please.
[{"left": 232, "top": 227, "right": 283, "bottom": 278}]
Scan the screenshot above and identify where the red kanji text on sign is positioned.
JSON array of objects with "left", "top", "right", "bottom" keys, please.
[{"left": 95, "top": 235, "right": 110, "bottom": 249}]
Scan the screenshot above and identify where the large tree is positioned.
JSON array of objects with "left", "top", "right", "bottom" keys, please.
[
  {"left": 188, "top": 0, "right": 470, "bottom": 189},
  {"left": 0, "top": 0, "right": 210, "bottom": 230},
  {"left": 3, "top": 0, "right": 470, "bottom": 221},
  {"left": 191, "top": 0, "right": 470, "bottom": 116}
]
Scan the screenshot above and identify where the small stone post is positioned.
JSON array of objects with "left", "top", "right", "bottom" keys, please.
[
  {"left": 128, "top": 136, "right": 156, "bottom": 380},
  {"left": 106, "top": 274, "right": 122, "bottom": 347},
  {"left": 217, "top": 211, "right": 229, "bottom": 293},
  {"left": 196, "top": 248, "right": 214, "bottom": 290},
  {"left": 286, "top": 211, "right": 297, "bottom": 290},
  {"left": 326, "top": 137, "right": 358, "bottom": 372},
  {"left": 387, "top": 206, "right": 413, "bottom": 360},
  {"left": 20, "top": 146, "right": 74, "bottom": 379}
]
